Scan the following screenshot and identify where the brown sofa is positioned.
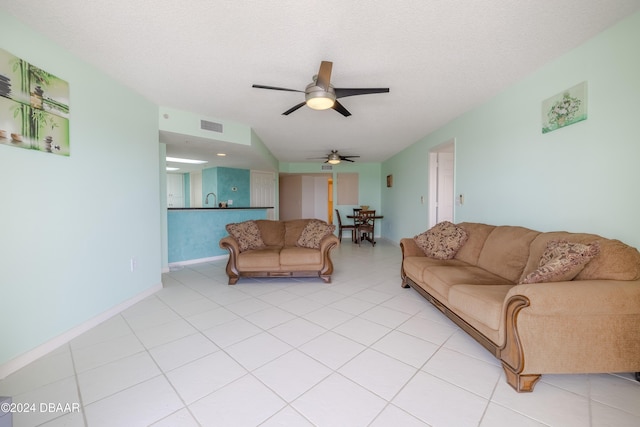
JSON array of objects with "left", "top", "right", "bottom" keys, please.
[
  {"left": 220, "top": 219, "right": 339, "bottom": 285},
  {"left": 400, "top": 222, "right": 640, "bottom": 392}
]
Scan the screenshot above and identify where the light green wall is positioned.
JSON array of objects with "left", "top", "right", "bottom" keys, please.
[
  {"left": 383, "top": 12, "right": 640, "bottom": 249},
  {"left": 0, "top": 13, "right": 161, "bottom": 368},
  {"left": 159, "top": 106, "right": 251, "bottom": 145}
]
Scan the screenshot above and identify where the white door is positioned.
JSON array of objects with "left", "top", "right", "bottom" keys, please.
[
  {"left": 436, "top": 152, "right": 454, "bottom": 223},
  {"left": 251, "top": 171, "right": 276, "bottom": 220},
  {"left": 428, "top": 140, "right": 455, "bottom": 227},
  {"left": 167, "top": 173, "right": 184, "bottom": 208},
  {"left": 190, "top": 171, "right": 202, "bottom": 207}
]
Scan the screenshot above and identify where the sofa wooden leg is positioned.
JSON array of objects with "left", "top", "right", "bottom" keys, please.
[
  {"left": 321, "top": 275, "right": 331, "bottom": 284},
  {"left": 502, "top": 363, "right": 541, "bottom": 392},
  {"left": 228, "top": 277, "right": 238, "bottom": 285}
]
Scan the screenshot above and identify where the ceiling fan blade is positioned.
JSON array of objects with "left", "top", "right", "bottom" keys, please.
[
  {"left": 331, "top": 100, "right": 352, "bottom": 117},
  {"left": 342, "top": 158, "right": 355, "bottom": 162},
  {"left": 252, "top": 84, "right": 303, "bottom": 93},
  {"left": 282, "top": 102, "right": 306, "bottom": 115},
  {"left": 340, "top": 155, "right": 360, "bottom": 159},
  {"left": 334, "top": 87, "right": 390, "bottom": 98},
  {"left": 316, "top": 61, "right": 333, "bottom": 91}
]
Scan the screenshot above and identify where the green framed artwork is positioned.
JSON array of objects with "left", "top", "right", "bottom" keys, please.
[
  {"left": 0, "top": 47, "right": 70, "bottom": 156},
  {"left": 542, "top": 81, "right": 587, "bottom": 134}
]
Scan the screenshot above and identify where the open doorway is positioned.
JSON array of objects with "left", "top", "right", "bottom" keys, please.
[{"left": 428, "top": 139, "right": 455, "bottom": 228}]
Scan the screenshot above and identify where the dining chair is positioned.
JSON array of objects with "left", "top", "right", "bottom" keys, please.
[
  {"left": 335, "top": 209, "right": 356, "bottom": 243},
  {"left": 352, "top": 208, "right": 363, "bottom": 227},
  {"left": 357, "top": 210, "right": 376, "bottom": 246}
]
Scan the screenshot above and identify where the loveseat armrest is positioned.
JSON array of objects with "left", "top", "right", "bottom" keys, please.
[
  {"left": 219, "top": 236, "right": 241, "bottom": 284},
  {"left": 319, "top": 234, "right": 340, "bottom": 253},
  {"left": 317, "top": 234, "right": 340, "bottom": 280}
]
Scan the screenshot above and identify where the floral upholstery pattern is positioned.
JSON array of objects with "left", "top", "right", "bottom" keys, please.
[
  {"left": 297, "top": 220, "right": 336, "bottom": 249},
  {"left": 414, "top": 221, "right": 468, "bottom": 259},
  {"left": 520, "top": 240, "right": 600, "bottom": 284},
  {"left": 225, "top": 220, "right": 266, "bottom": 252}
]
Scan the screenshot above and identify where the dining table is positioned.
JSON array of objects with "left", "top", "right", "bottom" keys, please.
[{"left": 347, "top": 213, "right": 384, "bottom": 246}]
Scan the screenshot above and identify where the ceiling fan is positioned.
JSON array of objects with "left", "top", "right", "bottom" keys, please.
[
  {"left": 308, "top": 150, "right": 360, "bottom": 164},
  {"left": 252, "top": 61, "right": 389, "bottom": 117}
]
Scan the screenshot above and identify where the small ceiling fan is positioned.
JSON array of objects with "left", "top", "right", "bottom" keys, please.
[
  {"left": 308, "top": 150, "right": 360, "bottom": 164},
  {"left": 252, "top": 61, "right": 389, "bottom": 117}
]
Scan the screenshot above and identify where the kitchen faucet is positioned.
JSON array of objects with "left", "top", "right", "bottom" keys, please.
[{"left": 205, "top": 192, "right": 217, "bottom": 205}]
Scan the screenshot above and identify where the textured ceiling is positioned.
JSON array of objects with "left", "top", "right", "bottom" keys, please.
[{"left": 2, "top": 1, "right": 638, "bottom": 169}]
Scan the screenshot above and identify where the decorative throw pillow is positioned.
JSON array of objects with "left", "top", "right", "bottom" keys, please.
[
  {"left": 520, "top": 240, "right": 600, "bottom": 284},
  {"left": 297, "top": 220, "right": 336, "bottom": 249},
  {"left": 225, "top": 220, "right": 266, "bottom": 252},
  {"left": 414, "top": 221, "right": 468, "bottom": 260}
]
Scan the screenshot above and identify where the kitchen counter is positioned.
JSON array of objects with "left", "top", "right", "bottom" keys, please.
[
  {"left": 169, "top": 207, "right": 273, "bottom": 210},
  {"left": 167, "top": 207, "right": 272, "bottom": 264}
]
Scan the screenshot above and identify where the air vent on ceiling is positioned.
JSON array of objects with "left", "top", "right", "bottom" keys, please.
[
  {"left": 321, "top": 165, "right": 333, "bottom": 170},
  {"left": 200, "top": 120, "right": 223, "bottom": 133}
]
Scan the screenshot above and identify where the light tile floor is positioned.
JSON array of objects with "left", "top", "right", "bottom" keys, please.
[{"left": 1, "top": 240, "right": 639, "bottom": 426}]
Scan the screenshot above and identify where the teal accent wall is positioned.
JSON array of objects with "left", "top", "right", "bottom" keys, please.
[
  {"left": 382, "top": 11, "right": 640, "bottom": 249},
  {"left": 0, "top": 12, "right": 161, "bottom": 369},
  {"left": 168, "top": 209, "right": 267, "bottom": 262},
  {"left": 201, "top": 166, "right": 250, "bottom": 207},
  {"left": 218, "top": 167, "right": 250, "bottom": 206}
]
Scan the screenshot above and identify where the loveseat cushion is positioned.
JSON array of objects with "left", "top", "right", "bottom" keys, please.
[
  {"left": 297, "top": 220, "right": 336, "bottom": 249},
  {"left": 280, "top": 247, "right": 323, "bottom": 269},
  {"left": 255, "top": 220, "right": 286, "bottom": 247},
  {"left": 236, "top": 246, "right": 281, "bottom": 270},
  {"left": 284, "top": 219, "right": 314, "bottom": 247},
  {"left": 520, "top": 240, "right": 600, "bottom": 284},
  {"left": 414, "top": 221, "right": 468, "bottom": 259},
  {"left": 226, "top": 220, "right": 266, "bottom": 252}
]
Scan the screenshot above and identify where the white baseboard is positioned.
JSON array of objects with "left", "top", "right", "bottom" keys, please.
[
  {"left": 168, "top": 255, "right": 227, "bottom": 269},
  {"left": 0, "top": 282, "right": 163, "bottom": 380}
]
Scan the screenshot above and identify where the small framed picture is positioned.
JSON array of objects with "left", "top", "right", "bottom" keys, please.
[
  {"left": 386, "top": 174, "right": 393, "bottom": 188},
  {"left": 542, "top": 81, "right": 588, "bottom": 133}
]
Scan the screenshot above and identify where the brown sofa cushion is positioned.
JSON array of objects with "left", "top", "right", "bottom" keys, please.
[
  {"left": 255, "top": 220, "right": 285, "bottom": 247},
  {"left": 226, "top": 220, "right": 266, "bottom": 252},
  {"left": 521, "top": 231, "right": 640, "bottom": 281},
  {"left": 454, "top": 222, "right": 496, "bottom": 265},
  {"left": 414, "top": 221, "right": 468, "bottom": 260},
  {"left": 297, "top": 220, "right": 336, "bottom": 249},
  {"left": 520, "top": 240, "right": 600, "bottom": 284},
  {"left": 476, "top": 226, "right": 540, "bottom": 282},
  {"left": 284, "top": 219, "right": 313, "bottom": 247},
  {"left": 236, "top": 246, "right": 281, "bottom": 269}
]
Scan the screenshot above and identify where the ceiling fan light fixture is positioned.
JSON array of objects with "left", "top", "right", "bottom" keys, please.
[
  {"left": 305, "top": 85, "right": 336, "bottom": 110},
  {"left": 327, "top": 152, "right": 341, "bottom": 164}
]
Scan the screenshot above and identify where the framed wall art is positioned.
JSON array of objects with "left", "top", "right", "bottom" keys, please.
[
  {"left": 542, "top": 81, "right": 587, "bottom": 134},
  {"left": 0, "top": 47, "right": 70, "bottom": 156}
]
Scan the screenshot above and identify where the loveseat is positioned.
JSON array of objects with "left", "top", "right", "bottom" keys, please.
[
  {"left": 400, "top": 222, "right": 640, "bottom": 392},
  {"left": 220, "top": 219, "right": 339, "bottom": 285}
]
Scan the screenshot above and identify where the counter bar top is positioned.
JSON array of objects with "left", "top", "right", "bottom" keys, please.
[{"left": 168, "top": 207, "right": 273, "bottom": 210}]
